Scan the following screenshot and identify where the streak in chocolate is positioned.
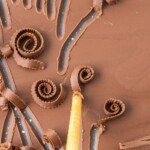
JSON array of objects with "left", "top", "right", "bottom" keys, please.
[
  {"left": 31, "top": 79, "right": 66, "bottom": 109},
  {"left": 0, "top": 0, "right": 11, "bottom": 29},
  {"left": 22, "top": 0, "right": 32, "bottom": 9},
  {"left": 44, "top": 0, "right": 56, "bottom": 21},
  {"left": 90, "top": 98, "right": 125, "bottom": 150},
  {"left": 0, "top": 25, "right": 3, "bottom": 46},
  {"left": 57, "top": 0, "right": 102, "bottom": 75},
  {"left": 56, "top": 0, "right": 71, "bottom": 40}
]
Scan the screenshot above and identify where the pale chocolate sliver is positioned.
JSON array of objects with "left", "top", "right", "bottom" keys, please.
[{"left": 31, "top": 79, "right": 66, "bottom": 109}]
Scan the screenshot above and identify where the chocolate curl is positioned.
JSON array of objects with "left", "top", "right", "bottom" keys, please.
[
  {"left": 66, "top": 66, "right": 94, "bottom": 150},
  {"left": 0, "top": 75, "right": 26, "bottom": 109},
  {"left": 42, "top": 129, "right": 63, "bottom": 149},
  {"left": 119, "top": 136, "right": 150, "bottom": 150},
  {"left": 10, "top": 28, "right": 45, "bottom": 70},
  {"left": 90, "top": 98, "right": 125, "bottom": 150},
  {"left": 31, "top": 79, "right": 66, "bottom": 109}
]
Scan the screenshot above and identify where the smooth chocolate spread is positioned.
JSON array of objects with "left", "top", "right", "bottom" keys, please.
[{"left": 0, "top": 0, "right": 150, "bottom": 150}]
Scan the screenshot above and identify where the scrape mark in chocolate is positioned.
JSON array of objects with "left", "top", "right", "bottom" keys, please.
[
  {"left": 44, "top": 0, "right": 56, "bottom": 21},
  {"left": 35, "top": 0, "right": 44, "bottom": 14},
  {"left": 22, "top": 0, "right": 32, "bottom": 9},
  {"left": 0, "top": 59, "right": 51, "bottom": 149},
  {"left": 57, "top": 8, "right": 100, "bottom": 75},
  {"left": 11, "top": 0, "right": 20, "bottom": 5},
  {"left": 1, "top": 110, "right": 13, "bottom": 143},
  {"left": 0, "top": 59, "right": 31, "bottom": 146},
  {"left": 13, "top": 106, "right": 31, "bottom": 146},
  {"left": 0, "top": 0, "right": 11, "bottom": 29},
  {"left": 22, "top": 108, "right": 51, "bottom": 150},
  {"left": 57, "top": 0, "right": 71, "bottom": 40}
]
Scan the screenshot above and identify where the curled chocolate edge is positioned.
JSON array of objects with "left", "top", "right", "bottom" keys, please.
[
  {"left": 31, "top": 79, "right": 66, "bottom": 109},
  {"left": 70, "top": 66, "right": 94, "bottom": 92},
  {"left": 90, "top": 98, "right": 125, "bottom": 149},
  {"left": 42, "top": 129, "right": 63, "bottom": 149},
  {"left": 10, "top": 28, "right": 45, "bottom": 70}
]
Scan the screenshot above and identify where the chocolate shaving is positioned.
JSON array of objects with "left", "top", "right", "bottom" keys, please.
[
  {"left": 31, "top": 79, "right": 66, "bottom": 109},
  {"left": 10, "top": 28, "right": 45, "bottom": 70},
  {"left": 11, "top": 0, "right": 20, "bottom": 5},
  {"left": 0, "top": 75, "right": 26, "bottom": 109},
  {"left": 0, "top": 97, "right": 9, "bottom": 111},
  {"left": 90, "top": 98, "right": 125, "bottom": 149},
  {"left": 105, "top": 0, "right": 119, "bottom": 5},
  {"left": 119, "top": 135, "right": 150, "bottom": 150},
  {"left": 42, "top": 129, "right": 63, "bottom": 149},
  {"left": 70, "top": 66, "right": 94, "bottom": 92},
  {"left": 99, "top": 98, "right": 126, "bottom": 124}
]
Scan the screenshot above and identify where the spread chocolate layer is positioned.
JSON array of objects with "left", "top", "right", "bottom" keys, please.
[{"left": 0, "top": 0, "right": 150, "bottom": 150}]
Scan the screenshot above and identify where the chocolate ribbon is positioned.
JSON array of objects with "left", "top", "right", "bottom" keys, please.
[
  {"left": 10, "top": 28, "right": 45, "bottom": 70},
  {"left": 70, "top": 66, "right": 94, "bottom": 92},
  {"left": 42, "top": 129, "right": 63, "bottom": 149},
  {"left": 0, "top": 74, "right": 26, "bottom": 110},
  {"left": 31, "top": 79, "right": 66, "bottom": 109}
]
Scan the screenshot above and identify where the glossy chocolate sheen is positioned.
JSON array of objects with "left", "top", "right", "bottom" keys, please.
[{"left": 0, "top": 0, "right": 150, "bottom": 149}]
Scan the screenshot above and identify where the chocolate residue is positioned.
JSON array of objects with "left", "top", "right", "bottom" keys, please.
[
  {"left": 10, "top": 28, "right": 45, "bottom": 70},
  {"left": 44, "top": 0, "right": 56, "bottom": 21},
  {"left": 57, "top": 0, "right": 102, "bottom": 75},
  {"left": 22, "top": 0, "right": 32, "bottom": 10},
  {"left": 42, "top": 129, "right": 63, "bottom": 149},
  {"left": 31, "top": 79, "right": 66, "bottom": 109},
  {"left": 0, "top": 0, "right": 11, "bottom": 29},
  {"left": 56, "top": 0, "right": 71, "bottom": 40},
  {"left": 119, "top": 135, "right": 150, "bottom": 150},
  {"left": 90, "top": 98, "right": 125, "bottom": 150}
]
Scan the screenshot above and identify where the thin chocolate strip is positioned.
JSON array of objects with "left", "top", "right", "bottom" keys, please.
[
  {"left": 10, "top": 28, "right": 45, "bottom": 70},
  {"left": 56, "top": 0, "right": 71, "bottom": 40},
  {"left": 44, "top": 0, "right": 56, "bottom": 21},
  {"left": 119, "top": 136, "right": 150, "bottom": 150},
  {"left": 22, "top": 0, "right": 32, "bottom": 10},
  {"left": 31, "top": 79, "right": 66, "bottom": 109},
  {"left": 42, "top": 129, "right": 63, "bottom": 149},
  {"left": 0, "top": 75, "right": 26, "bottom": 109},
  {"left": 90, "top": 98, "right": 125, "bottom": 150},
  {"left": 57, "top": 0, "right": 102, "bottom": 75},
  {"left": 66, "top": 66, "right": 94, "bottom": 150},
  {"left": 0, "top": 0, "right": 11, "bottom": 29}
]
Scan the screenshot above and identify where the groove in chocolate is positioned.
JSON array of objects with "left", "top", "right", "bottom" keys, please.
[
  {"left": 0, "top": 0, "right": 11, "bottom": 29},
  {"left": 22, "top": 0, "right": 32, "bottom": 10},
  {"left": 56, "top": 0, "right": 71, "bottom": 40},
  {"left": 57, "top": 1, "right": 102, "bottom": 75}
]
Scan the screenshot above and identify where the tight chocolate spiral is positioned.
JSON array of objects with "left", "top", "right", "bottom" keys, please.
[
  {"left": 31, "top": 79, "right": 66, "bottom": 109},
  {"left": 10, "top": 28, "right": 45, "bottom": 70},
  {"left": 70, "top": 66, "right": 94, "bottom": 92},
  {"left": 100, "top": 98, "right": 125, "bottom": 124}
]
